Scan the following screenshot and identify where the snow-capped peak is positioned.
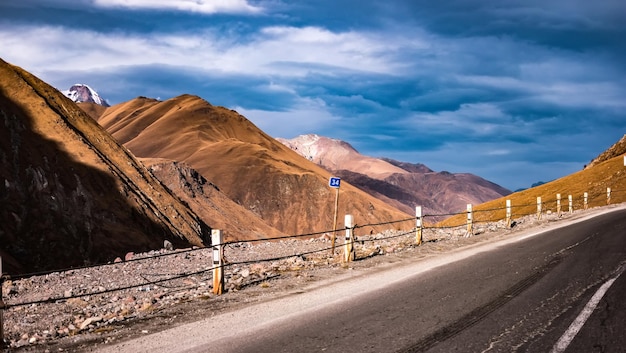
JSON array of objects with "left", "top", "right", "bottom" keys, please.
[{"left": 61, "top": 84, "right": 110, "bottom": 107}]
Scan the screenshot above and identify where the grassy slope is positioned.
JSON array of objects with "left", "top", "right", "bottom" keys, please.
[{"left": 440, "top": 154, "right": 626, "bottom": 227}]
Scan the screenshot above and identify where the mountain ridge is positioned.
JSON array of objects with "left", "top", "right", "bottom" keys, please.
[
  {"left": 278, "top": 134, "right": 511, "bottom": 215},
  {"left": 96, "top": 95, "right": 414, "bottom": 236},
  {"left": 0, "top": 59, "right": 207, "bottom": 274}
]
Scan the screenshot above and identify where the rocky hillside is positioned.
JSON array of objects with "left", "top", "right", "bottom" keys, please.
[
  {"left": 95, "top": 95, "right": 414, "bottom": 236},
  {"left": 279, "top": 134, "right": 511, "bottom": 215},
  {"left": 586, "top": 134, "right": 626, "bottom": 168},
  {"left": 141, "top": 158, "right": 284, "bottom": 241},
  {"left": 0, "top": 59, "right": 208, "bottom": 274}
]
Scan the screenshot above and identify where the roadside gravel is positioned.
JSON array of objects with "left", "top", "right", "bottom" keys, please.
[{"left": 1, "top": 207, "right": 616, "bottom": 352}]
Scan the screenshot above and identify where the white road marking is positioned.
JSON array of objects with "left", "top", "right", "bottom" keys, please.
[{"left": 550, "top": 264, "right": 625, "bottom": 353}]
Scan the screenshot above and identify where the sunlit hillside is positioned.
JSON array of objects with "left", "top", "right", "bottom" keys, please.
[{"left": 440, "top": 153, "right": 626, "bottom": 227}]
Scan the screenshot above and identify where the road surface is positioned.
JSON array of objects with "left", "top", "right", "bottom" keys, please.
[{"left": 102, "top": 206, "right": 626, "bottom": 353}]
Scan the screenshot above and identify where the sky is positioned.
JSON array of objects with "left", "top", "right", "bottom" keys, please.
[{"left": 1, "top": 0, "right": 625, "bottom": 191}]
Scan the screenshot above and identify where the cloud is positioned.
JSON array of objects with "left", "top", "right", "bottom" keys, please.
[
  {"left": 233, "top": 97, "right": 343, "bottom": 138},
  {"left": 1, "top": 0, "right": 625, "bottom": 191},
  {"left": 91, "top": 0, "right": 263, "bottom": 14},
  {"left": 0, "top": 23, "right": 418, "bottom": 79}
]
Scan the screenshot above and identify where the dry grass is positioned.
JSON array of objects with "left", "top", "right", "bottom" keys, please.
[{"left": 440, "top": 155, "right": 626, "bottom": 227}]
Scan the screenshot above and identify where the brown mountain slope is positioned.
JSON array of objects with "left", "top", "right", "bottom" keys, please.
[
  {"left": 140, "top": 158, "right": 284, "bottom": 241},
  {"left": 78, "top": 100, "right": 285, "bottom": 241},
  {"left": 279, "top": 135, "right": 511, "bottom": 215},
  {"left": 441, "top": 147, "right": 626, "bottom": 227},
  {"left": 76, "top": 101, "right": 108, "bottom": 121},
  {"left": 0, "top": 59, "right": 207, "bottom": 274},
  {"left": 98, "top": 95, "right": 414, "bottom": 236}
]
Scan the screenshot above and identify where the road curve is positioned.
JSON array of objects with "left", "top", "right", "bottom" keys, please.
[{"left": 100, "top": 206, "right": 626, "bottom": 353}]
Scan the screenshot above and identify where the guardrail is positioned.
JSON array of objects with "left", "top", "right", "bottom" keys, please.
[{"left": 0, "top": 187, "right": 624, "bottom": 348}]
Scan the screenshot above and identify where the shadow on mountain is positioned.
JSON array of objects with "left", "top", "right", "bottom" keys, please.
[{"left": 0, "top": 72, "right": 202, "bottom": 276}]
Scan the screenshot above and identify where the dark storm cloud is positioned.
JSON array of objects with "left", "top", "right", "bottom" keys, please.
[{"left": 1, "top": 0, "right": 625, "bottom": 190}]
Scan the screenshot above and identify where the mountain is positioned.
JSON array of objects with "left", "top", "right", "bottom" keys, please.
[
  {"left": 586, "top": 134, "right": 626, "bottom": 169},
  {"left": 95, "top": 95, "right": 414, "bottom": 236},
  {"left": 276, "top": 134, "right": 408, "bottom": 179},
  {"left": 0, "top": 59, "right": 208, "bottom": 274},
  {"left": 140, "top": 158, "right": 284, "bottom": 241},
  {"left": 62, "top": 84, "right": 110, "bottom": 107},
  {"left": 278, "top": 134, "right": 511, "bottom": 215}
]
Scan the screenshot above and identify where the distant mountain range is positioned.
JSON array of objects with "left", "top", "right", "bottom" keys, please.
[
  {"left": 3, "top": 63, "right": 623, "bottom": 274},
  {"left": 87, "top": 94, "right": 413, "bottom": 237},
  {"left": 278, "top": 134, "right": 511, "bottom": 215},
  {"left": 73, "top": 85, "right": 510, "bottom": 218}
]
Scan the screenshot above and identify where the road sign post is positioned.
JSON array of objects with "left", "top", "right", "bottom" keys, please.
[{"left": 329, "top": 177, "right": 341, "bottom": 254}]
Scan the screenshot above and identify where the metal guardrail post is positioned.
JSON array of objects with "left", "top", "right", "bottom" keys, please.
[
  {"left": 465, "top": 204, "right": 473, "bottom": 237},
  {"left": 415, "top": 206, "right": 423, "bottom": 245},
  {"left": 211, "top": 230, "right": 224, "bottom": 295},
  {"left": 343, "top": 215, "right": 355, "bottom": 263},
  {"left": 506, "top": 200, "right": 512, "bottom": 228},
  {"left": 568, "top": 195, "right": 573, "bottom": 213}
]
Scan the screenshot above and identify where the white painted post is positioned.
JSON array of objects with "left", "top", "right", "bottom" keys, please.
[
  {"left": 343, "top": 215, "right": 355, "bottom": 262},
  {"left": 584, "top": 192, "right": 588, "bottom": 210},
  {"left": 211, "top": 230, "right": 224, "bottom": 295},
  {"left": 415, "top": 206, "right": 423, "bottom": 245},
  {"left": 466, "top": 204, "right": 473, "bottom": 237},
  {"left": 505, "top": 199, "right": 512, "bottom": 228},
  {"left": 607, "top": 187, "right": 611, "bottom": 205},
  {"left": 568, "top": 195, "right": 573, "bottom": 214},
  {"left": 537, "top": 197, "right": 542, "bottom": 220},
  {"left": 557, "top": 194, "right": 562, "bottom": 217}
]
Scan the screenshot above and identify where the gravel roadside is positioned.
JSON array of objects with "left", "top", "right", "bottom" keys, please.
[{"left": 2, "top": 205, "right": 621, "bottom": 352}]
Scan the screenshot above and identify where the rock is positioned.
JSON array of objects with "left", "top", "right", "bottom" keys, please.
[
  {"left": 79, "top": 316, "right": 102, "bottom": 331},
  {"left": 67, "top": 298, "right": 89, "bottom": 308},
  {"left": 15, "top": 336, "right": 29, "bottom": 348},
  {"left": 164, "top": 240, "right": 174, "bottom": 251},
  {"left": 125, "top": 252, "right": 134, "bottom": 261}
]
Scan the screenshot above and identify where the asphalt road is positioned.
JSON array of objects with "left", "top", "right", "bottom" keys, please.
[{"left": 103, "top": 207, "right": 626, "bottom": 353}]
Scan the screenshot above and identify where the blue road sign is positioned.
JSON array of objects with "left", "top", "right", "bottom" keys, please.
[{"left": 329, "top": 177, "right": 341, "bottom": 188}]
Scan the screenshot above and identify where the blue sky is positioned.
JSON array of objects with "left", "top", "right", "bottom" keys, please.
[{"left": 1, "top": 0, "right": 625, "bottom": 190}]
